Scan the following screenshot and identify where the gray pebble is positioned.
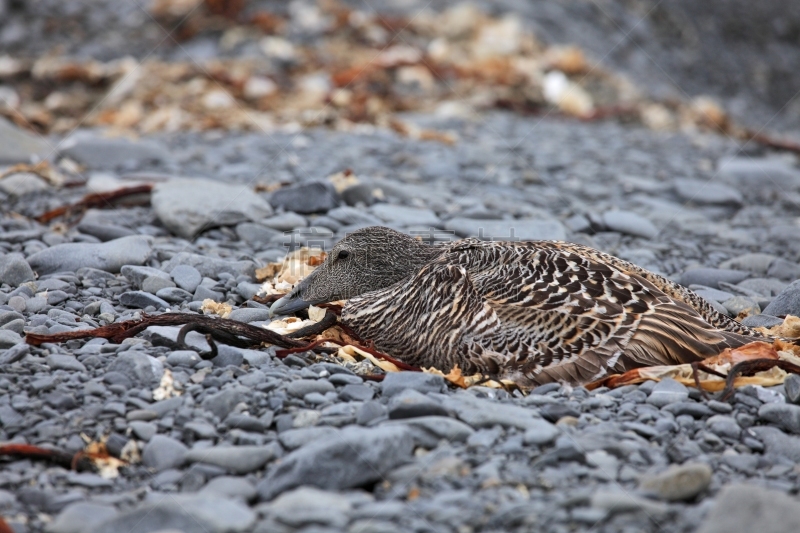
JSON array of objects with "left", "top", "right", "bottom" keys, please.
[
  {"left": 381, "top": 372, "right": 445, "bottom": 397},
  {"left": 646, "top": 378, "right": 689, "bottom": 407},
  {"left": 602, "top": 210, "right": 658, "bottom": 239},
  {"left": 27, "top": 235, "right": 153, "bottom": 275},
  {"left": 119, "top": 290, "right": 170, "bottom": 310},
  {"left": 142, "top": 435, "right": 188, "bottom": 471},
  {"left": 680, "top": 268, "right": 750, "bottom": 288},
  {"left": 0, "top": 252, "right": 34, "bottom": 286},
  {"left": 759, "top": 403, "right": 800, "bottom": 434},
  {"left": 47, "top": 501, "right": 118, "bottom": 533},
  {"left": 184, "top": 444, "right": 279, "bottom": 474},
  {"left": 269, "top": 181, "right": 340, "bottom": 214},
  {"left": 763, "top": 280, "right": 800, "bottom": 317},
  {"left": 45, "top": 353, "right": 87, "bottom": 372},
  {"left": 388, "top": 389, "right": 448, "bottom": 419}
]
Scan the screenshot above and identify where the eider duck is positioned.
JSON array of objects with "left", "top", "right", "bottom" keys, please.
[{"left": 270, "top": 226, "right": 763, "bottom": 386}]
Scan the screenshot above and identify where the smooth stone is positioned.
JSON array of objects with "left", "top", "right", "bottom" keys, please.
[
  {"left": 590, "top": 489, "right": 668, "bottom": 516},
  {"left": 763, "top": 280, "right": 800, "bottom": 317},
  {"left": 257, "top": 426, "right": 414, "bottom": 500},
  {"left": 27, "top": 235, "right": 153, "bottom": 275},
  {"left": 370, "top": 204, "right": 440, "bottom": 226},
  {"left": 0, "top": 342, "right": 29, "bottom": 364},
  {"left": 522, "top": 418, "right": 561, "bottom": 445},
  {"left": 719, "top": 253, "right": 777, "bottom": 275},
  {"left": 387, "top": 389, "right": 448, "bottom": 419},
  {"left": 108, "top": 352, "right": 164, "bottom": 387},
  {"left": 759, "top": 403, "right": 800, "bottom": 434},
  {"left": 338, "top": 383, "right": 374, "bottom": 402},
  {"left": 170, "top": 264, "right": 202, "bottom": 293},
  {"left": 442, "top": 392, "right": 544, "bottom": 430},
  {"left": 640, "top": 462, "right": 712, "bottom": 501},
  {"left": 142, "top": 275, "right": 175, "bottom": 294},
  {"left": 696, "top": 483, "right": 800, "bottom": 533},
  {"left": 0, "top": 172, "right": 50, "bottom": 196},
  {"left": 228, "top": 308, "right": 272, "bottom": 323},
  {"left": 129, "top": 421, "right": 157, "bottom": 441},
  {"left": 261, "top": 212, "right": 307, "bottom": 231},
  {"left": 602, "top": 210, "right": 658, "bottom": 239},
  {"left": 0, "top": 253, "right": 34, "bottom": 286},
  {"left": 327, "top": 206, "right": 382, "bottom": 226},
  {"left": 0, "top": 117, "right": 50, "bottom": 164},
  {"left": 76, "top": 222, "right": 136, "bottom": 242},
  {"left": 646, "top": 378, "right": 689, "bottom": 407},
  {"left": 269, "top": 181, "right": 340, "bottom": 214},
  {"left": 91, "top": 495, "right": 255, "bottom": 533},
  {"left": 266, "top": 486, "right": 351, "bottom": 529},
  {"left": 694, "top": 287, "right": 735, "bottom": 302},
  {"left": 119, "top": 290, "right": 170, "bottom": 310},
  {"left": 767, "top": 258, "right": 800, "bottom": 281},
  {"left": 46, "top": 502, "right": 118, "bottom": 533},
  {"left": 718, "top": 157, "right": 800, "bottom": 188},
  {"left": 142, "top": 435, "right": 188, "bottom": 471},
  {"left": 200, "top": 476, "right": 257, "bottom": 501},
  {"left": 166, "top": 350, "right": 201, "bottom": 367},
  {"left": 674, "top": 178, "right": 743, "bottom": 205},
  {"left": 120, "top": 265, "right": 171, "bottom": 288},
  {"left": 45, "top": 353, "right": 86, "bottom": 372},
  {"left": 236, "top": 222, "right": 280, "bottom": 247},
  {"left": 380, "top": 416, "right": 474, "bottom": 448},
  {"left": 381, "top": 372, "right": 446, "bottom": 397},
  {"left": 162, "top": 252, "right": 255, "bottom": 278},
  {"left": 723, "top": 296, "right": 760, "bottom": 317},
  {"left": 444, "top": 217, "right": 566, "bottom": 241},
  {"left": 750, "top": 426, "right": 800, "bottom": 462},
  {"left": 202, "top": 387, "right": 249, "bottom": 420},
  {"left": 184, "top": 445, "right": 278, "bottom": 474},
  {"left": 0, "top": 329, "right": 22, "bottom": 349},
  {"left": 741, "top": 314, "right": 784, "bottom": 328},
  {"left": 785, "top": 375, "right": 800, "bottom": 405},
  {"left": 287, "top": 379, "right": 334, "bottom": 397},
  {"left": 278, "top": 426, "right": 341, "bottom": 450},
  {"left": 61, "top": 133, "right": 172, "bottom": 169},
  {"left": 680, "top": 268, "right": 750, "bottom": 289},
  {"left": 152, "top": 177, "right": 274, "bottom": 239},
  {"left": 156, "top": 287, "right": 193, "bottom": 303}
]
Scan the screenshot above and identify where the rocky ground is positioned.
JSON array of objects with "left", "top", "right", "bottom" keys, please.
[{"left": 3, "top": 1, "right": 800, "bottom": 533}]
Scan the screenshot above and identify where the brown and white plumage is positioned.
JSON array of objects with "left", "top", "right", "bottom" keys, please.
[{"left": 270, "top": 226, "right": 763, "bottom": 386}]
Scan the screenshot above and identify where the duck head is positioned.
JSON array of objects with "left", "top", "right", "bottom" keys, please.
[{"left": 269, "top": 226, "right": 441, "bottom": 316}]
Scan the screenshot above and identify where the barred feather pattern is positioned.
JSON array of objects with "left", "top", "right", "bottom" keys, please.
[{"left": 342, "top": 237, "right": 764, "bottom": 386}]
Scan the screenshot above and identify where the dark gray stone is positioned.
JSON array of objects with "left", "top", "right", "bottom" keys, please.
[
  {"left": 602, "top": 210, "right": 658, "bottom": 239},
  {"left": 444, "top": 217, "right": 566, "bottom": 241},
  {"left": 741, "top": 314, "right": 784, "bottom": 328},
  {"left": 184, "top": 445, "right": 279, "bottom": 474},
  {"left": 0, "top": 329, "right": 22, "bottom": 349},
  {"left": 287, "top": 379, "right": 334, "bottom": 397},
  {"left": 47, "top": 501, "right": 118, "bottom": 533},
  {"left": 696, "top": 483, "right": 800, "bottom": 533},
  {"left": 62, "top": 134, "right": 173, "bottom": 169},
  {"left": 719, "top": 253, "right": 777, "bottom": 274},
  {"left": 170, "top": 264, "right": 202, "bottom": 293},
  {"left": 162, "top": 252, "right": 255, "bottom": 278},
  {"left": 142, "top": 435, "right": 188, "bottom": 471},
  {"left": 152, "top": 178, "right": 274, "bottom": 239},
  {"left": 759, "top": 403, "right": 800, "bottom": 434},
  {"left": 646, "top": 378, "right": 689, "bottom": 407},
  {"left": 107, "top": 352, "right": 163, "bottom": 387},
  {"left": 371, "top": 204, "right": 440, "bottom": 226},
  {"left": 256, "top": 426, "right": 414, "bottom": 500},
  {"left": 680, "top": 268, "right": 750, "bottom": 289},
  {"left": 119, "top": 290, "right": 170, "bottom": 310},
  {"left": 228, "top": 308, "right": 273, "bottom": 323},
  {"left": 269, "top": 181, "right": 340, "bottom": 214},
  {"left": 202, "top": 387, "right": 249, "bottom": 419},
  {"left": 381, "top": 372, "right": 446, "bottom": 397},
  {"left": 27, "top": 235, "right": 153, "bottom": 275},
  {"left": 90, "top": 495, "right": 255, "bottom": 533},
  {"left": 46, "top": 353, "right": 86, "bottom": 372},
  {"left": 674, "top": 178, "right": 743, "bottom": 205},
  {"left": 236, "top": 222, "right": 280, "bottom": 247},
  {"left": 120, "top": 265, "right": 170, "bottom": 288},
  {"left": 388, "top": 389, "right": 448, "bottom": 419},
  {"left": 0, "top": 253, "right": 34, "bottom": 286},
  {"left": 750, "top": 426, "right": 800, "bottom": 462},
  {"left": 763, "top": 280, "right": 800, "bottom": 317},
  {"left": 785, "top": 374, "right": 800, "bottom": 405},
  {"left": 338, "top": 383, "right": 374, "bottom": 402}
]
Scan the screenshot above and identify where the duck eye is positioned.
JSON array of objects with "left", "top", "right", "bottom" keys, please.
[{"left": 337, "top": 250, "right": 350, "bottom": 260}]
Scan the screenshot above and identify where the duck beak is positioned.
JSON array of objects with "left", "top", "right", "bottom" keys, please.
[{"left": 268, "top": 273, "right": 322, "bottom": 317}]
